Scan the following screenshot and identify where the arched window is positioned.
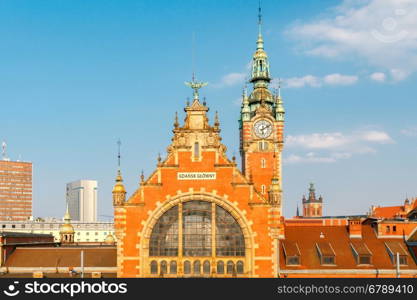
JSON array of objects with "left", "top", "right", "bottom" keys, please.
[
  {"left": 160, "top": 260, "right": 167, "bottom": 275},
  {"left": 150, "top": 261, "right": 158, "bottom": 274},
  {"left": 203, "top": 260, "right": 211, "bottom": 275},
  {"left": 236, "top": 261, "right": 244, "bottom": 274},
  {"left": 217, "top": 261, "right": 224, "bottom": 274},
  {"left": 184, "top": 261, "right": 191, "bottom": 274},
  {"left": 193, "top": 260, "right": 201, "bottom": 275},
  {"left": 150, "top": 201, "right": 245, "bottom": 258},
  {"left": 227, "top": 261, "right": 235, "bottom": 274},
  {"left": 149, "top": 205, "right": 178, "bottom": 256},
  {"left": 170, "top": 261, "right": 177, "bottom": 274}
]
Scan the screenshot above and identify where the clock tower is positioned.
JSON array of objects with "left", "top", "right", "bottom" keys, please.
[{"left": 239, "top": 13, "right": 285, "bottom": 210}]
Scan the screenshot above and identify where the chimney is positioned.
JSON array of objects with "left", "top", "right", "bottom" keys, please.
[{"left": 348, "top": 219, "right": 362, "bottom": 239}]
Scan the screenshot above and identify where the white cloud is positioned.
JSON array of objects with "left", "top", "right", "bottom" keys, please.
[
  {"left": 370, "top": 72, "right": 386, "bottom": 82},
  {"left": 286, "top": 132, "right": 349, "bottom": 149},
  {"left": 323, "top": 73, "right": 358, "bottom": 85},
  {"left": 283, "top": 75, "right": 321, "bottom": 88},
  {"left": 401, "top": 127, "right": 417, "bottom": 137},
  {"left": 287, "top": 0, "right": 417, "bottom": 81},
  {"left": 359, "top": 130, "right": 394, "bottom": 143},
  {"left": 284, "top": 129, "right": 393, "bottom": 164},
  {"left": 273, "top": 73, "right": 359, "bottom": 89}
]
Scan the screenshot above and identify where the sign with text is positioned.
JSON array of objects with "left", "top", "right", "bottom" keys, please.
[{"left": 177, "top": 172, "right": 216, "bottom": 180}]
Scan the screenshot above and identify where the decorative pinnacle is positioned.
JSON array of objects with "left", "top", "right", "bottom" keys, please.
[
  {"left": 185, "top": 76, "right": 208, "bottom": 101},
  {"left": 140, "top": 170, "right": 144, "bottom": 183},
  {"left": 214, "top": 111, "right": 220, "bottom": 127},
  {"left": 174, "top": 111, "right": 179, "bottom": 128},
  {"left": 117, "top": 139, "right": 121, "bottom": 170},
  {"left": 157, "top": 153, "right": 162, "bottom": 163}
]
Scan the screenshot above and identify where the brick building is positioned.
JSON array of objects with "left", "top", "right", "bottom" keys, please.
[
  {"left": 0, "top": 160, "right": 32, "bottom": 221},
  {"left": 110, "top": 14, "right": 417, "bottom": 278}
]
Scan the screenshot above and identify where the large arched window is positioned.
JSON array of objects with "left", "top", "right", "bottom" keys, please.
[{"left": 149, "top": 201, "right": 245, "bottom": 257}]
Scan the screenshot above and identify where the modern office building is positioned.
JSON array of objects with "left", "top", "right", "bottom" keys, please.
[
  {"left": 0, "top": 160, "right": 32, "bottom": 221},
  {"left": 66, "top": 180, "right": 98, "bottom": 222}
]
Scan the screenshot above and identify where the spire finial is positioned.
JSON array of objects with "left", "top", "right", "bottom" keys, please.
[
  {"left": 258, "top": 0, "right": 262, "bottom": 35},
  {"left": 117, "top": 139, "right": 121, "bottom": 170},
  {"left": 174, "top": 111, "right": 179, "bottom": 128},
  {"left": 185, "top": 76, "right": 208, "bottom": 101},
  {"left": 278, "top": 77, "right": 282, "bottom": 98},
  {"left": 214, "top": 111, "right": 220, "bottom": 127},
  {"left": 141, "top": 169, "right": 145, "bottom": 183}
]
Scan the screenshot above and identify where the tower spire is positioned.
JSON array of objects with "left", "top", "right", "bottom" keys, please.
[{"left": 117, "top": 139, "right": 121, "bottom": 170}]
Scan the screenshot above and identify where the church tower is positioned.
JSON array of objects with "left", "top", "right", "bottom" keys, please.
[
  {"left": 302, "top": 183, "right": 323, "bottom": 217},
  {"left": 239, "top": 7, "right": 284, "bottom": 209}
]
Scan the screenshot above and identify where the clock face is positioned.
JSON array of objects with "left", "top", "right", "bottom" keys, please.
[{"left": 254, "top": 120, "right": 272, "bottom": 138}]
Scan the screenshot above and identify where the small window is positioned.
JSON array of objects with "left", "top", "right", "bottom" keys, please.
[
  {"left": 160, "top": 261, "right": 167, "bottom": 275},
  {"left": 322, "top": 256, "right": 335, "bottom": 265},
  {"left": 194, "top": 142, "right": 200, "bottom": 159},
  {"left": 259, "top": 141, "right": 268, "bottom": 151},
  {"left": 393, "top": 226, "right": 397, "bottom": 232},
  {"left": 203, "top": 260, "right": 210, "bottom": 275},
  {"left": 386, "top": 226, "right": 390, "bottom": 233},
  {"left": 261, "top": 185, "right": 266, "bottom": 194},
  {"left": 359, "top": 255, "right": 371, "bottom": 265},
  {"left": 261, "top": 158, "right": 266, "bottom": 168},
  {"left": 193, "top": 260, "right": 201, "bottom": 274},
  {"left": 170, "top": 261, "right": 177, "bottom": 274},
  {"left": 236, "top": 261, "right": 244, "bottom": 274},
  {"left": 184, "top": 261, "right": 191, "bottom": 274},
  {"left": 227, "top": 261, "right": 234, "bottom": 274},
  {"left": 150, "top": 261, "right": 158, "bottom": 274},
  {"left": 399, "top": 256, "right": 407, "bottom": 265},
  {"left": 217, "top": 261, "right": 224, "bottom": 274},
  {"left": 12, "top": 225, "right": 15, "bottom": 228},
  {"left": 286, "top": 256, "right": 300, "bottom": 265}
]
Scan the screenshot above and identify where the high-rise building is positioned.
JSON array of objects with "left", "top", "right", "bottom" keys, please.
[
  {"left": 0, "top": 160, "right": 33, "bottom": 221},
  {"left": 66, "top": 180, "right": 97, "bottom": 222}
]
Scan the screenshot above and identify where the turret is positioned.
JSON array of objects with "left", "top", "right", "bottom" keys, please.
[
  {"left": 60, "top": 204, "right": 75, "bottom": 244},
  {"left": 302, "top": 183, "right": 323, "bottom": 217},
  {"left": 112, "top": 169, "right": 126, "bottom": 206}
]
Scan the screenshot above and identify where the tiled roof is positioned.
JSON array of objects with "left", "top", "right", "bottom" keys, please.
[
  {"left": 5, "top": 247, "right": 116, "bottom": 268},
  {"left": 0, "top": 232, "right": 53, "bottom": 238},
  {"left": 280, "top": 224, "right": 417, "bottom": 270},
  {"left": 372, "top": 206, "right": 403, "bottom": 218}
]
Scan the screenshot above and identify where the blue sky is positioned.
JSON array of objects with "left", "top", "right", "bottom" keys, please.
[{"left": 1, "top": 0, "right": 416, "bottom": 219}]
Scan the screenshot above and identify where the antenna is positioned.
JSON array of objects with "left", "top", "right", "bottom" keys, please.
[
  {"left": 117, "top": 139, "right": 121, "bottom": 170},
  {"left": 192, "top": 31, "right": 196, "bottom": 82}
]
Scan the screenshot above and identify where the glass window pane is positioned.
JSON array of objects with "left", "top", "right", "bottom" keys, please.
[
  {"left": 236, "top": 261, "right": 244, "bottom": 274},
  {"left": 150, "top": 206, "right": 179, "bottom": 256},
  {"left": 217, "top": 261, "right": 224, "bottom": 274},
  {"left": 183, "top": 201, "right": 212, "bottom": 257},
  {"left": 150, "top": 261, "right": 158, "bottom": 274},
  {"left": 216, "top": 205, "right": 245, "bottom": 257},
  {"left": 160, "top": 260, "right": 167, "bottom": 275},
  {"left": 203, "top": 260, "right": 211, "bottom": 274},
  {"left": 170, "top": 261, "right": 177, "bottom": 274},
  {"left": 193, "top": 260, "right": 201, "bottom": 274},
  {"left": 184, "top": 261, "right": 191, "bottom": 274},
  {"left": 227, "top": 261, "right": 235, "bottom": 274}
]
